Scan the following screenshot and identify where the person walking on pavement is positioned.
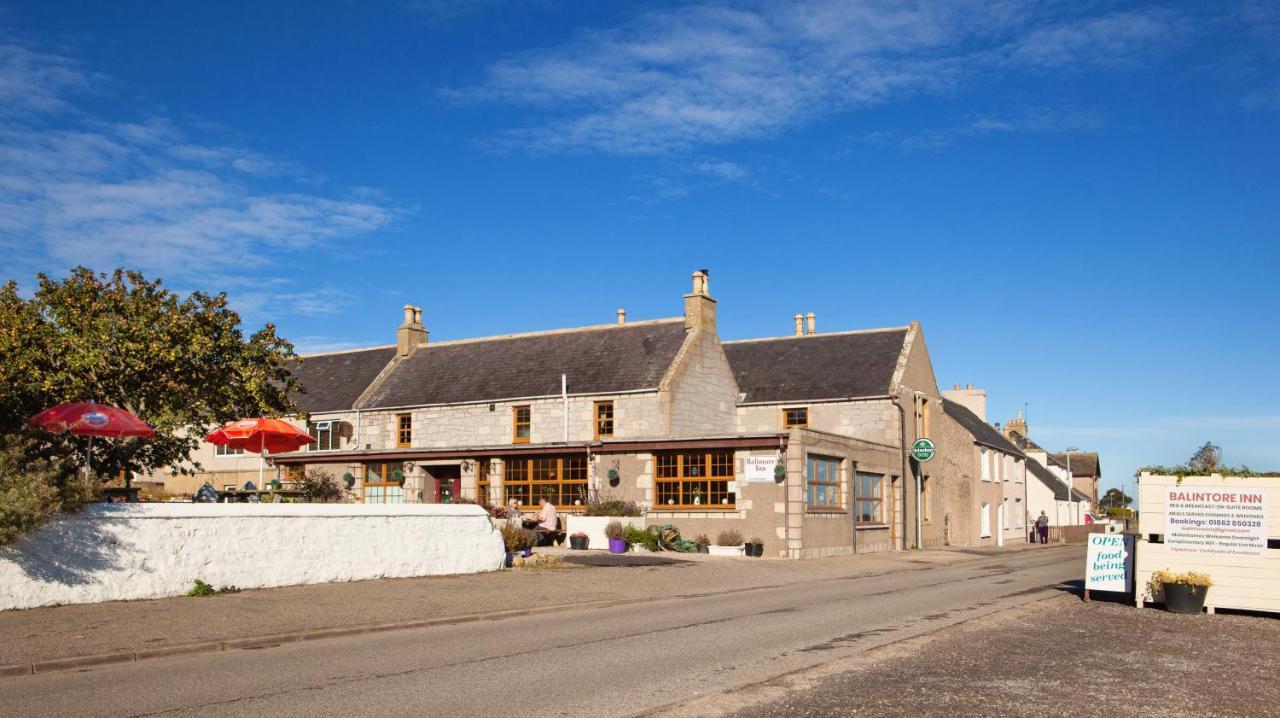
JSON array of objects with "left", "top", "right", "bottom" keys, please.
[{"left": 1036, "top": 510, "right": 1050, "bottom": 544}]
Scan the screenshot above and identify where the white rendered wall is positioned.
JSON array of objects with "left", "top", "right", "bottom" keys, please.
[{"left": 0, "top": 503, "right": 505, "bottom": 611}]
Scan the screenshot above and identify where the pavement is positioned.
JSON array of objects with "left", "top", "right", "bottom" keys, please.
[
  {"left": 0, "top": 541, "right": 1054, "bottom": 671},
  {"left": 0, "top": 542, "right": 1084, "bottom": 717}
]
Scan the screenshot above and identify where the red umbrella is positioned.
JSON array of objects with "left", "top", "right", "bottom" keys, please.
[
  {"left": 205, "top": 418, "right": 314, "bottom": 488},
  {"left": 29, "top": 402, "right": 156, "bottom": 439},
  {"left": 28, "top": 401, "right": 156, "bottom": 480}
]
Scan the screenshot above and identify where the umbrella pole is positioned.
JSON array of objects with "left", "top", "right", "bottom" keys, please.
[
  {"left": 259, "top": 432, "right": 265, "bottom": 489},
  {"left": 85, "top": 435, "right": 93, "bottom": 481}
]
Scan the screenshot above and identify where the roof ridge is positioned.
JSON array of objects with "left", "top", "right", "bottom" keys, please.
[
  {"left": 723, "top": 325, "right": 910, "bottom": 345},
  {"left": 417, "top": 317, "right": 683, "bottom": 349},
  {"left": 298, "top": 344, "right": 395, "bottom": 359}
]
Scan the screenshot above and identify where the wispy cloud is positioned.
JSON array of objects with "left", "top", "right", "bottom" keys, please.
[
  {"left": 445, "top": 1, "right": 1185, "bottom": 155},
  {"left": 0, "top": 36, "right": 397, "bottom": 291},
  {"left": 854, "top": 105, "right": 1105, "bottom": 151}
]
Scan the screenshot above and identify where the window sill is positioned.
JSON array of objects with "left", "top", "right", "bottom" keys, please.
[
  {"left": 648, "top": 506, "right": 738, "bottom": 512},
  {"left": 855, "top": 524, "right": 890, "bottom": 530},
  {"left": 805, "top": 508, "right": 846, "bottom": 515}
]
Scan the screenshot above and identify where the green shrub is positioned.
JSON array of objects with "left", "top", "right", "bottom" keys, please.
[
  {"left": 0, "top": 436, "right": 94, "bottom": 547},
  {"left": 298, "top": 469, "right": 344, "bottom": 503},
  {"left": 624, "top": 525, "right": 659, "bottom": 551}
]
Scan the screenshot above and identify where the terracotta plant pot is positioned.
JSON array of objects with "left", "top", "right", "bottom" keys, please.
[
  {"left": 1163, "top": 583, "right": 1209, "bottom": 614},
  {"left": 608, "top": 538, "right": 627, "bottom": 554}
]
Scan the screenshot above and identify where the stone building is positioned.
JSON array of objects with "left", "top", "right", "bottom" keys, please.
[
  {"left": 937, "top": 398, "right": 1027, "bottom": 547},
  {"left": 164, "top": 270, "right": 970, "bottom": 557},
  {"left": 1005, "top": 418, "right": 1094, "bottom": 526}
]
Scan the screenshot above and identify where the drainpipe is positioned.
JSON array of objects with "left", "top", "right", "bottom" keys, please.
[
  {"left": 781, "top": 434, "right": 789, "bottom": 559},
  {"left": 893, "top": 395, "right": 909, "bottom": 551},
  {"left": 561, "top": 373, "right": 569, "bottom": 443}
]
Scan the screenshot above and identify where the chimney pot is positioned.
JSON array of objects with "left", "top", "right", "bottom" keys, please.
[
  {"left": 617, "top": 308, "right": 626, "bottom": 325},
  {"left": 691, "top": 270, "right": 709, "bottom": 296},
  {"left": 794, "top": 314, "right": 804, "bottom": 336},
  {"left": 806, "top": 312, "right": 816, "bottom": 335},
  {"left": 403, "top": 304, "right": 415, "bottom": 325},
  {"left": 397, "top": 304, "right": 428, "bottom": 357}
]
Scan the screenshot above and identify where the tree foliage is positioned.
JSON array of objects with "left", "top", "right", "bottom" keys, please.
[
  {"left": 1135, "top": 440, "right": 1279, "bottom": 479},
  {"left": 1098, "top": 487, "right": 1132, "bottom": 509},
  {"left": 1187, "top": 441, "right": 1222, "bottom": 472},
  {"left": 0, "top": 435, "right": 94, "bottom": 546},
  {"left": 0, "top": 267, "right": 301, "bottom": 485}
]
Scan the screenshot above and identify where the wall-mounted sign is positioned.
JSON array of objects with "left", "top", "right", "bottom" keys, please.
[
  {"left": 743, "top": 455, "right": 780, "bottom": 483},
  {"left": 1165, "top": 486, "right": 1268, "bottom": 558},
  {"left": 1085, "top": 533, "right": 1134, "bottom": 592},
  {"left": 911, "top": 438, "right": 935, "bottom": 462}
]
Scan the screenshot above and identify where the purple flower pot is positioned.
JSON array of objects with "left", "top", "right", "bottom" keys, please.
[
  {"left": 523, "top": 546, "right": 533, "bottom": 558},
  {"left": 608, "top": 538, "right": 627, "bottom": 554}
]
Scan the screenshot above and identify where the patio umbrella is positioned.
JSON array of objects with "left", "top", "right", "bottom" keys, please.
[
  {"left": 205, "top": 418, "right": 314, "bottom": 488},
  {"left": 28, "top": 401, "right": 157, "bottom": 480}
]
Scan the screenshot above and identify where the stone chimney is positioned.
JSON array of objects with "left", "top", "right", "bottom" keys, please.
[
  {"left": 942, "top": 384, "right": 987, "bottom": 421},
  {"left": 617, "top": 308, "right": 626, "bottom": 325},
  {"left": 1004, "top": 409, "right": 1028, "bottom": 440},
  {"left": 683, "top": 269, "right": 716, "bottom": 332},
  {"left": 806, "top": 312, "right": 816, "bottom": 335},
  {"left": 793, "top": 314, "right": 803, "bottom": 336},
  {"left": 397, "top": 304, "right": 428, "bottom": 357}
]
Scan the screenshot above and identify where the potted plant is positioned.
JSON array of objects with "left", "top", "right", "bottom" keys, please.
[
  {"left": 625, "top": 525, "right": 657, "bottom": 553},
  {"left": 744, "top": 537, "right": 764, "bottom": 557},
  {"left": 605, "top": 520, "right": 627, "bottom": 554},
  {"left": 500, "top": 523, "right": 532, "bottom": 567},
  {"left": 694, "top": 534, "right": 710, "bottom": 554},
  {"left": 569, "top": 531, "right": 589, "bottom": 550},
  {"left": 709, "top": 528, "right": 744, "bottom": 557},
  {"left": 1151, "top": 570, "right": 1212, "bottom": 614}
]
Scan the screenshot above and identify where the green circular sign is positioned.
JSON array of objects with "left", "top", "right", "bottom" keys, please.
[{"left": 911, "top": 438, "right": 936, "bottom": 462}]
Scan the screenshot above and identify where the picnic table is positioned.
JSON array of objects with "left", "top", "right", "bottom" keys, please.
[{"left": 217, "top": 488, "right": 310, "bottom": 503}]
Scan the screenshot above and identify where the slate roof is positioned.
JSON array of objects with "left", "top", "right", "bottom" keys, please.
[
  {"left": 1026, "top": 458, "right": 1070, "bottom": 501},
  {"left": 1006, "top": 431, "right": 1045, "bottom": 453},
  {"left": 291, "top": 346, "right": 396, "bottom": 414},
  {"left": 1048, "top": 452, "right": 1101, "bottom": 478},
  {"left": 360, "top": 320, "right": 689, "bottom": 408},
  {"left": 942, "top": 401, "right": 1026, "bottom": 458},
  {"left": 723, "top": 329, "right": 909, "bottom": 403}
]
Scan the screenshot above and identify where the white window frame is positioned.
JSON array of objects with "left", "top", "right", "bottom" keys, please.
[
  {"left": 980, "top": 448, "right": 991, "bottom": 482},
  {"left": 215, "top": 444, "right": 244, "bottom": 457},
  {"left": 980, "top": 502, "right": 991, "bottom": 537},
  {"left": 309, "top": 420, "right": 340, "bottom": 452}
]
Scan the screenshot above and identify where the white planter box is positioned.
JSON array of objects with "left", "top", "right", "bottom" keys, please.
[
  {"left": 708, "top": 545, "right": 744, "bottom": 557},
  {"left": 564, "top": 515, "right": 643, "bottom": 550}
]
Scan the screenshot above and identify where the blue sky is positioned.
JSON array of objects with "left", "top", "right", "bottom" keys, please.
[{"left": 2, "top": 1, "right": 1277, "bottom": 492}]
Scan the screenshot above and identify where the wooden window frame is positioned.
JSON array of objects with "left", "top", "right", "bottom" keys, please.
[
  {"left": 805, "top": 454, "right": 842, "bottom": 511},
  {"left": 782, "top": 407, "right": 809, "bottom": 429},
  {"left": 654, "top": 450, "right": 736, "bottom": 510},
  {"left": 308, "top": 421, "right": 341, "bottom": 452},
  {"left": 396, "top": 413, "right": 412, "bottom": 448},
  {"left": 593, "top": 400, "right": 615, "bottom": 440},
  {"left": 285, "top": 465, "right": 305, "bottom": 483},
  {"left": 362, "top": 462, "right": 405, "bottom": 504},
  {"left": 512, "top": 405, "right": 531, "bottom": 444},
  {"left": 854, "top": 471, "right": 885, "bottom": 525},
  {"left": 501, "top": 455, "right": 588, "bottom": 510}
]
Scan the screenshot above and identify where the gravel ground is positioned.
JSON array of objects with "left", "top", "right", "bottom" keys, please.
[{"left": 721, "top": 591, "right": 1280, "bottom": 718}]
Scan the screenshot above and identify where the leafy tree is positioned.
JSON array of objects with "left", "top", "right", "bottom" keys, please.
[
  {"left": 1187, "top": 441, "right": 1222, "bottom": 472},
  {"left": 0, "top": 267, "right": 301, "bottom": 489},
  {"left": 1098, "top": 487, "right": 1132, "bottom": 510}
]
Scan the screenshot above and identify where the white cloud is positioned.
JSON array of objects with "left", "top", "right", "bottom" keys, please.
[
  {"left": 0, "top": 37, "right": 397, "bottom": 288},
  {"left": 447, "top": 1, "right": 1184, "bottom": 155},
  {"left": 854, "top": 105, "right": 1105, "bottom": 151}
]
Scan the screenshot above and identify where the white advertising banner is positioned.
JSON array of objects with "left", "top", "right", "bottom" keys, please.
[
  {"left": 1165, "top": 486, "right": 1268, "bottom": 558},
  {"left": 743, "top": 456, "right": 780, "bottom": 483},
  {"left": 1085, "top": 533, "right": 1133, "bottom": 592}
]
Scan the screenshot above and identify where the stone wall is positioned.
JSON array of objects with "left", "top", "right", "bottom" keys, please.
[
  {"left": 0, "top": 504, "right": 504, "bottom": 611},
  {"left": 737, "top": 399, "right": 900, "bottom": 445},
  {"left": 662, "top": 328, "right": 739, "bottom": 437}
]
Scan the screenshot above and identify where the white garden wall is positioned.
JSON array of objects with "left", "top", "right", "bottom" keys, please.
[{"left": 0, "top": 503, "right": 505, "bottom": 611}]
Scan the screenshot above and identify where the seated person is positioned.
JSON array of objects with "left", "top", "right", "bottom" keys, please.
[
  {"left": 532, "top": 498, "right": 558, "bottom": 545},
  {"left": 505, "top": 499, "right": 524, "bottom": 526}
]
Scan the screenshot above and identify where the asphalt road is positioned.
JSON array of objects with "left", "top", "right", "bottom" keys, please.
[{"left": 0, "top": 545, "right": 1083, "bottom": 717}]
